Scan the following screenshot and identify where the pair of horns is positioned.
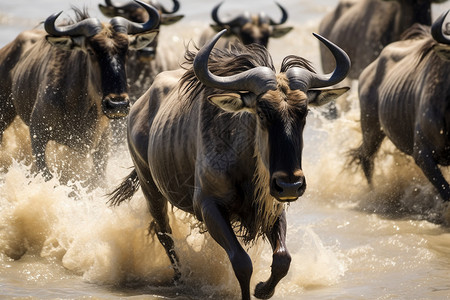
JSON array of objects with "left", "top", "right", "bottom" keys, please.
[
  {"left": 45, "top": 0, "right": 159, "bottom": 37},
  {"left": 212, "top": 1, "right": 288, "bottom": 26},
  {"left": 194, "top": 30, "right": 350, "bottom": 94}
]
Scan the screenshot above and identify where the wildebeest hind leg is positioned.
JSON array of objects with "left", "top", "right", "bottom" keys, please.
[
  {"left": 355, "top": 109, "right": 385, "bottom": 185},
  {"left": 359, "top": 132, "right": 384, "bottom": 185},
  {"left": 413, "top": 145, "right": 450, "bottom": 202},
  {"left": 139, "top": 177, "right": 181, "bottom": 282},
  {"left": 254, "top": 210, "right": 291, "bottom": 299},
  {"left": 197, "top": 198, "right": 252, "bottom": 300}
]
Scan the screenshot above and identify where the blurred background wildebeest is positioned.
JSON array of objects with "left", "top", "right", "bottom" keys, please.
[
  {"left": 99, "top": 0, "right": 184, "bottom": 100},
  {"left": 0, "top": 0, "right": 159, "bottom": 184},
  {"left": 318, "top": 0, "right": 449, "bottom": 118},
  {"left": 349, "top": 10, "right": 450, "bottom": 204},
  {"left": 197, "top": 1, "right": 293, "bottom": 49}
]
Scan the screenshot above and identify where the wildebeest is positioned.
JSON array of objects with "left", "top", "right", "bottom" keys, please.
[
  {"left": 99, "top": 0, "right": 184, "bottom": 100},
  {"left": 349, "top": 10, "right": 450, "bottom": 202},
  {"left": 197, "top": 1, "right": 293, "bottom": 48},
  {"left": 0, "top": 0, "right": 159, "bottom": 182},
  {"left": 108, "top": 29, "right": 350, "bottom": 299},
  {"left": 319, "top": 0, "right": 448, "bottom": 80}
]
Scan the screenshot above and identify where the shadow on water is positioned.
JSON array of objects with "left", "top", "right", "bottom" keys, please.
[
  {"left": 105, "top": 281, "right": 235, "bottom": 300},
  {"left": 345, "top": 149, "right": 450, "bottom": 226}
]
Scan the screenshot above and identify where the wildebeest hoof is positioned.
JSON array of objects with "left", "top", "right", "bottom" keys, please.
[{"left": 254, "top": 281, "right": 275, "bottom": 299}]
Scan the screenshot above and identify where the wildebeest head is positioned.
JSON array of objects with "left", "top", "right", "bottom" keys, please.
[
  {"left": 98, "top": 0, "right": 184, "bottom": 61},
  {"left": 210, "top": 1, "right": 293, "bottom": 47},
  {"left": 45, "top": 0, "right": 159, "bottom": 118},
  {"left": 193, "top": 30, "right": 350, "bottom": 202}
]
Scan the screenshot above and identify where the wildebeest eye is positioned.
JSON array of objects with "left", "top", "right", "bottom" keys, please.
[
  {"left": 87, "top": 48, "right": 95, "bottom": 56},
  {"left": 257, "top": 111, "right": 265, "bottom": 120}
]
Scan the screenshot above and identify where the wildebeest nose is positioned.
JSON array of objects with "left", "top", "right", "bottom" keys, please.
[
  {"left": 102, "top": 94, "right": 130, "bottom": 119},
  {"left": 272, "top": 176, "right": 306, "bottom": 201},
  {"left": 137, "top": 46, "right": 156, "bottom": 62},
  {"left": 108, "top": 95, "right": 129, "bottom": 103}
]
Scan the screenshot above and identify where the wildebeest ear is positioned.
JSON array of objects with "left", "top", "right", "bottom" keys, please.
[
  {"left": 161, "top": 14, "right": 184, "bottom": 26},
  {"left": 210, "top": 24, "right": 230, "bottom": 34},
  {"left": 46, "top": 36, "right": 84, "bottom": 51},
  {"left": 307, "top": 87, "right": 349, "bottom": 106},
  {"left": 98, "top": 4, "right": 116, "bottom": 18},
  {"left": 208, "top": 93, "right": 246, "bottom": 112},
  {"left": 209, "top": 92, "right": 257, "bottom": 112},
  {"left": 270, "top": 26, "right": 294, "bottom": 38},
  {"left": 433, "top": 44, "right": 450, "bottom": 61},
  {"left": 129, "top": 31, "right": 158, "bottom": 50}
]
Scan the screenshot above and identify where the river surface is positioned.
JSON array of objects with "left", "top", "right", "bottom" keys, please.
[{"left": 1, "top": 0, "right": 450, "bottom": 299}]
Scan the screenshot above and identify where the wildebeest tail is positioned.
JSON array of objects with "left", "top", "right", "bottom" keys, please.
[
  {"left": 107, "top": 169, "right": 140, "bottom": 206},
  {"left": 346, "top": 144, "right": 363, "bottom": 170}
]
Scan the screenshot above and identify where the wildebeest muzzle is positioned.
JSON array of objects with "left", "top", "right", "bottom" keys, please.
[
  {"left": 270, "top": 171, "right": 306, "bottom": 202},
  {"left": 137, "top": 46, "right": 156, "bottom": 62},
  {"left": 102, "top": 94, "right": 130, "bottom": 119}
]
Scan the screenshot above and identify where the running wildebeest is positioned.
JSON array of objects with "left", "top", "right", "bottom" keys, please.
[
  {"left": 197, "top": 1, "right": 293, "bottom": 48},
  {"left": 319, "top": 0, "right": 448, "bottom": 80},
  {"left": 0, "top": 0, "right": 159, "bottom": 182},
  {"left": 349, "top": 10, "right": 450, "bottom": 202},
  {"left": 108, "top": 30, "right": 350, "bottom": 299}
]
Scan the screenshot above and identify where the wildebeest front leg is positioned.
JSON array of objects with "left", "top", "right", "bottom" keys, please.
[
  {"left": 413, "top": 144, "right": 450, "bottom": 202},
  {"left": 254, "top": 210, "right": 291, "bottom": 299},
  {"left": 198, "top": 198, "right": 252, "bottom": 300}
]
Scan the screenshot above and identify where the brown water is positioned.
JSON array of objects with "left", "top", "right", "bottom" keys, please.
[{"left": 1, "top": 0, "right": 450, "bottom": 299}]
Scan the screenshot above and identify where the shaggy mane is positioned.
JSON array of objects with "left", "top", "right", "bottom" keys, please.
[
  {"left": 70, "top": 6, "right": 91, "bottom": 23},
  {"left": 280, "top": 55, "right": 316, "bottom": 73},
  {"left": 400, "top": 23, "right": 438, "bottom": 63}
]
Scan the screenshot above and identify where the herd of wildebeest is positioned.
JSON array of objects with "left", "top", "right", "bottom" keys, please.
[{"left": 0, "top": 0, "right": 449, "bottom": 299}]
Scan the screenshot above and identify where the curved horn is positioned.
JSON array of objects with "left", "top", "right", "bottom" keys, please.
[
  {"left": 211, "top": 2, "right": 250, "bottom": 27},
  {"left": 159, "top": 0, "right": 180, "bottom": 14},
  {"left": 431, "top": 9, "right": 450, "bottom": 44},
  {"left": 286, "top": 33, "right": 350, "bottom": 91},
  {"left": 211, "top": 2, "right": 225, "bottom": 25},
  {"left": 194, "top": 29, "right": 277, "bottom": 95},
  {"left": 110, "top": 0, "right": 160, "bottom": 34},
  {"left": 44, "top": 11, "right": 103, "bottom": 37},
  {"left": 269, "top": 2, "right": 288, "bottom": 25}
]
